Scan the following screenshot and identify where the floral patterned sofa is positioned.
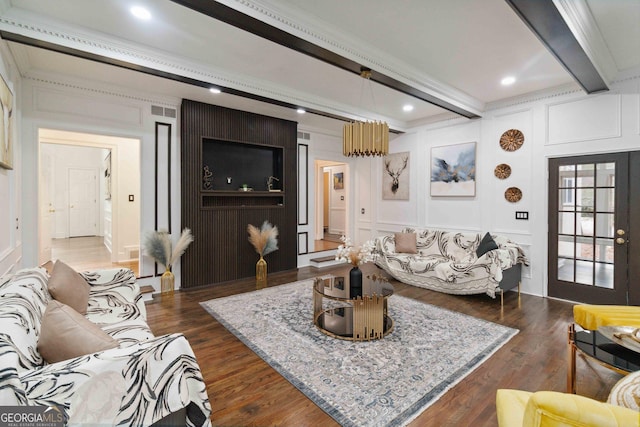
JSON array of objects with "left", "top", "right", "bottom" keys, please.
[
  {"left": 374, "top": 228, "right": 528, "bottom": 302},
  {"left": 0, "top": 263, "right": 211, "bottom": 426}
]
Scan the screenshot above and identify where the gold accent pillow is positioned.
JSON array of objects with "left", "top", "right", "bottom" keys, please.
[
  {"left": 38, "top": 300, "right": 118, "bottom": 364},
  {"left": 394, "top": 232, "right": 417, "bottom": 254},
  {"left": 48, "top": 260, "right": 90, "bottom": 314}
]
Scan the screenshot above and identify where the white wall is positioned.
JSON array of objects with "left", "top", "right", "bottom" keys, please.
[
  {"left": 19, "top": 74, "right": 179, "bottom": 289},
  {"left": 0, "top": 41, "right": 21, "bottom": 278},
  {"left": 355, "top": 75, "right": 640, "bottom": 297}
]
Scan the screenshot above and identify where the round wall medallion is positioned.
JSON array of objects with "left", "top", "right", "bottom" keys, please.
[
  {"left": 494, "top": 163, "right": 512, "bottom": 179},
  {"left": 499, "top": 129, "right": 524, "bottom": 151},
  {"left": 505, "top": 187, "right": 523, "bottom": 203}
]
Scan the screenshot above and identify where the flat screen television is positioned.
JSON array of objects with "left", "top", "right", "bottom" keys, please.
[{"left": 202, "top": 138, "right": 283, "bottom": 192}]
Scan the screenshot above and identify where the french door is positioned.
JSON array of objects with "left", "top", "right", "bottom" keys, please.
[{"left": 548, "top": 151, "right": 639, "bottom": 305}]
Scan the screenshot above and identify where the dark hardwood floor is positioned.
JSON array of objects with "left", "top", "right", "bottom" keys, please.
[{"left": 144, "top": 263, "right": 622, "bottom": 426}]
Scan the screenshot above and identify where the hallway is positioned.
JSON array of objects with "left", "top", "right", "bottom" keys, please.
[{"left": 51, "top": 236, "right": 139, "bottom": 276}]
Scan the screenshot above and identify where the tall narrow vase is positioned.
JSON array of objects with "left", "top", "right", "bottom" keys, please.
[
  {"left": 161, "top": 268, "right": 175, "bottom": 296},
  {"left": 349, "top": 266, "right": 363, "bottom": 298},
  {"left": 256, "top": 256, "right": 267, "bottom": 288}
]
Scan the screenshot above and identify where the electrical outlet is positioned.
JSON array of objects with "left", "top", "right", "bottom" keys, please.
[{"left": 361, "top": 208, "right": 365, "bottom": 214}]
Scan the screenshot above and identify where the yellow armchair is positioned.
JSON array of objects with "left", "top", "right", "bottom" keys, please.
[{"left": 496, "top": 389, "right": 640, "bottom": 427}]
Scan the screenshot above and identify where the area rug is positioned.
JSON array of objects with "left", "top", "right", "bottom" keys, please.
[{"left": 200, "top": 280, "right": 517, "bottom": 427}]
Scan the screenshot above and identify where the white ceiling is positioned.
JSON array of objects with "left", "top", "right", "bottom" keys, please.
[{"left": 1, "top": 0, "right": 639, "bottom": 134}]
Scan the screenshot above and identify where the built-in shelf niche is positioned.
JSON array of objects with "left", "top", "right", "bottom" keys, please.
[{"left": 201, "top": 138, "right": 284, "bottom": 209}]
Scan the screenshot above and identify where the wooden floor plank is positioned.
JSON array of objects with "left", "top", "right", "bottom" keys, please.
[{"left": 144, "top": 263, "right": 622, "bottom": 426}]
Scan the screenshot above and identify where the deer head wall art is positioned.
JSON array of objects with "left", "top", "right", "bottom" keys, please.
[{"left": 382, "top": 152, "right": 410, "bottom": 200}]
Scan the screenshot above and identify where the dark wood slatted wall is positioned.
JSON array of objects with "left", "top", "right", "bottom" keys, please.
[{"left": 181, "top": 99, "right": 298, "bottom": 288}]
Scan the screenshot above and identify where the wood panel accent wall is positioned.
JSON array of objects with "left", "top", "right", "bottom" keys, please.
[{"left": 181, "top": 99, "right": 298, "bottom": 288}]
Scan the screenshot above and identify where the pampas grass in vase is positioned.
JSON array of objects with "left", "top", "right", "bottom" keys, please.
[
  {"left": 143, "top": 228, "right": 193, "bottom": 295},
  {"left": 247, "top": 221, "right": 278, "bottom": 288}
]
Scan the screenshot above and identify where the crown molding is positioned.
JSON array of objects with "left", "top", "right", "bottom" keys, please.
[
  {"left": 552, "top": 0, "right": 618, "bottom": 84},
  {"left": 187, "top": 0, "right": 485, "bottom": 117},
  {"left": 0, "top": 10, "right": 418, "bottom": 130}
]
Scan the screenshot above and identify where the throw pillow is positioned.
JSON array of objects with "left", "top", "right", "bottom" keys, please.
[
  {"left": 38, "top": 300, "right": 118, "bottom": 364},
  {"left": 48, "top": 260, "right": 90, "bottom": 314},
  {"left": 476, "top": 232, "right": 499, "bottom": 258},
  {"left": 394, "top": 232, "right": 417, "bottom": 254}
]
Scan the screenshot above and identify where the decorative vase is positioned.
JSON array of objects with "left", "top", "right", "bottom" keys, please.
[
  {"left": 256, "top": 256, "right": 267, "bottom": 288},
  {"left": 161, "top": 268, "right": 175, "bottom": 296},
  {"left": 349, "top": 265, "right": 363, "bottom": 298}
]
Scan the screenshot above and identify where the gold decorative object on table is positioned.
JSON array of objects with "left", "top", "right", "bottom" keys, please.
[
  {"left": 494, "top": 163, "right": 512, "bottom": 179},
  {"left": 499, "top": 129, "right": 524, "bottom": 152},
  {"left": 505, "top": 186, "right": 523, "bottom": 203},
  {"left": 248, "top": 220, "right": 279, "bottom": 288},
  {"left": 143, "top": 228, "right": 194, "bottom": 297}
]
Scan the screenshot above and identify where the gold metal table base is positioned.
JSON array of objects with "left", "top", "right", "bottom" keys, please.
[{"left": 313, "top": 276, "right": 394, "bottom": 341}]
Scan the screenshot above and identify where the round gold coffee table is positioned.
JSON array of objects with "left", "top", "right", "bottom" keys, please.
[{"left": 313, "top": 273, "right": 394, "bottom": 341}]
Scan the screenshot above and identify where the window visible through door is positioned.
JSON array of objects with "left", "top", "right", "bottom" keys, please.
[{"left": 548, "top": 152, "right": 638, "bottom": 305}]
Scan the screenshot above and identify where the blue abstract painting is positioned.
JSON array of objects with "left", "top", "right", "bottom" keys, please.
[{"left": 430, "top": 142, "right": 476, "bottom": 196}]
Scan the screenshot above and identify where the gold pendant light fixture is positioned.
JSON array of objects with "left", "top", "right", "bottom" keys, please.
[{"left": 343, "top": 67, "right": 389, "bottom": 157}]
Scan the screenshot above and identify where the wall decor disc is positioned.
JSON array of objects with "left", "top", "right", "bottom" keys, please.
[
  {"left": 499, "top": 129, "right": 524, "bottom": 151},
  {"left": 505, "top": 187, "right": 523, "bottom": 203},
  {"left": 494, "top": 163, "right": 511, "bottom": 179}
]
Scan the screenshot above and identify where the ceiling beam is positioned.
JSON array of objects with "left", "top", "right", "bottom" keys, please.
[
  {"left": 169, "top": 0, "right": 481, "bottom": 119},
  {"left": 1, "top": 31, "right": 410, "bottom": 131},
  {"left": 504, "top": 0, "right": 608, "bottom": 94}
]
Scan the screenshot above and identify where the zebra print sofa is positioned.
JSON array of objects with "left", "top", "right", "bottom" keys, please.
[
  {"left": 374, "top": 228, "right": 528, "bottom": 303},
  {"left": 0, "top": 265, "right": 211, "bottom": 426}
]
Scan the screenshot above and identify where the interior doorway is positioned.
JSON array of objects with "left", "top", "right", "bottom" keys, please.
[
  {"left": 38, "top": 129, "right": 141, "bottom": 276},
  {"left": 314, "top": 159, "right": 347, "bottom": 252}
]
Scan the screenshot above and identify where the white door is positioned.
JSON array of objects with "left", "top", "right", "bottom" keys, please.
[
  {"left": 69, "top": 168, "right": 98, "bottom": 237},
  {"left": 38, "top": 150, "right": 53, "bottom": 263}
]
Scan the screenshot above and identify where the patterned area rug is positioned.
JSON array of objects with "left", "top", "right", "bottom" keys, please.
[{"left": 201, "top": 280, "right": 517, "bottom": 427}]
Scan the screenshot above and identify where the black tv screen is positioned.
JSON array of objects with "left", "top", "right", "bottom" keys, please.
[{"left": 202, "top": 138, "right": 283, "bottom": 191}]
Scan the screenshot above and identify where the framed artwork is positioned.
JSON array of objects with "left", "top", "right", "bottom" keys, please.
[
  {"left": 0, "top": 73, "right": 14, "bottom": 169},
  {"left": 430, "top": 142, "right": 476, "bottom": 197},
  {"left": 382, "top": 151, "right": 410, "bottom": 200},
  {"left": 104, "top": 152, "right": 112, "bottom": 200},
  {"left": 333, "top": 172, "right": 344, "bottom": 190}
]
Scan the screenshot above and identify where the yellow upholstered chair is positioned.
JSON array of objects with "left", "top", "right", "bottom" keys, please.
[{"left": 496, "top": 389, "right": 640, "bottom": 427}]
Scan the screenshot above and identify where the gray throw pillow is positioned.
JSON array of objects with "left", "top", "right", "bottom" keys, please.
[{"left": 476, "top": 232, "right": 498, "bottom": 258}]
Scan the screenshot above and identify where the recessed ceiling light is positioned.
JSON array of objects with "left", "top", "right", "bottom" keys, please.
[
  {"left": 130, "top": 6, "right": 151, "bottom": 20},
  {"left": 501, "top": 76, "right": 516, "bottom": 86},
  {"left": 402, "top": 104, "right": 414, "bottom": 112},
  {"left": 296, "top": 108, "right": 306, "bottom": 114},
  {"left": 209, "top": 88, "right": 221, "bottom": 94}
]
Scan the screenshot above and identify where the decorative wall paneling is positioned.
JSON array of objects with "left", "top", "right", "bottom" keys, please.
[
  {"left": 298, "top": 143, "right": 308, "bottom": 225},
  {"left": 154, "top": 122, "right": 172, "bottom": 276},
  {"left": 181, "top": 100, "right": 297, "bottom": 288},
  {"left": 297, "top": 232, "right": 308, "bottom": 255}
]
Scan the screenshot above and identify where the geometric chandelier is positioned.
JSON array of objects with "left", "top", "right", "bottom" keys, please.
[
  {"left": 342, "top": 67, "right": 390, "bottom": 157},
  {"left": 342, "top": 120, "right": 389, "bottom": 157}
]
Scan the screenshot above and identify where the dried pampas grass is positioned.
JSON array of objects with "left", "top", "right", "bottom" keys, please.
[
  {"left": 143, "top": 228, "right": 193, "bottom": 270},
  {"left": 248, "top": 221, "right": 279, "bottom": 256}
]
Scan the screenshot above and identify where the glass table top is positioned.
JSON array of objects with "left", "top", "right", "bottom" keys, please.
[{"left": 314, "top": 272, "right": 394, "bottom": 301}]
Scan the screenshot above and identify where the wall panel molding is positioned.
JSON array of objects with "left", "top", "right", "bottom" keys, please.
[
  {"left": 298, "top": 143, "right": 308, "bottom": 225},
  {"left": 546, "top": 93, "right": 621, "bottom": 145}
]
